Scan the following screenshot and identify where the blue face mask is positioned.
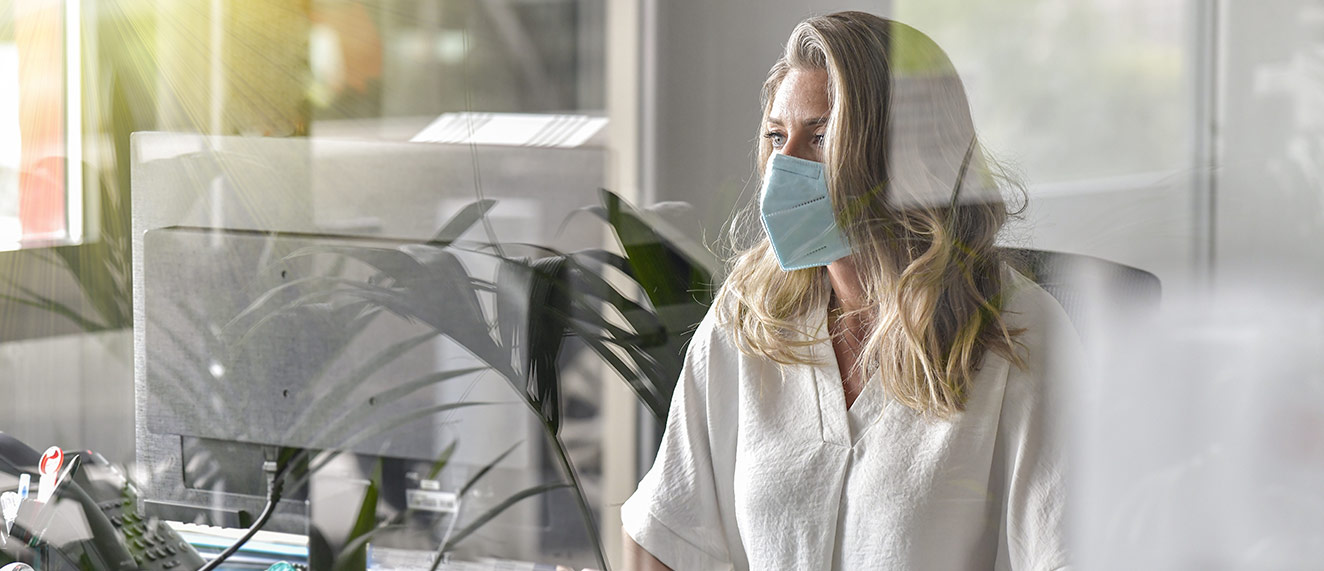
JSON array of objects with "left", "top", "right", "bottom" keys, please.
[{"left": 759, "top": 154, "right": 853, "bottom": 271}]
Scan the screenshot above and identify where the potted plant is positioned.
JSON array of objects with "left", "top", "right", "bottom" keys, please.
[{"left": 206, "top": 190, "right": 717, "bottom": 570}]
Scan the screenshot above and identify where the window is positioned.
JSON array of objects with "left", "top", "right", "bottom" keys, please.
[
  {"left": 306, "top": 0, "right": 604, "bottom": 139},
  {"left": 896, "top": 0, "right": 1193, "bottom": 185},
  {"left": 0, "top": 0, "right": 81, "bottom": 249}
]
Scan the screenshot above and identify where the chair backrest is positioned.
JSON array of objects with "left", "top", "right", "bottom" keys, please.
[{"left": 1003, "top": 248, "right": 1161, "bottom": 339}]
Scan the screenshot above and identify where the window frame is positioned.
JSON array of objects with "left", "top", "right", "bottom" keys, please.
[{"left": 2, "top": 0, "right": 82, "bottom": 250}]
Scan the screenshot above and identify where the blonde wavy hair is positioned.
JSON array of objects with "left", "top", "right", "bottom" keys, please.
[{"left": 715, "top": 12, "right": 1025, "bottom": 417}]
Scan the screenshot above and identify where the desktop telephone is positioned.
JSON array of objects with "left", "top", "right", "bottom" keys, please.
[{"left": 0, "top": 433, "right": 205, "bottom": 570}]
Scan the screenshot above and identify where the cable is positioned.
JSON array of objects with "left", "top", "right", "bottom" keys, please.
[{"left": 197, "top": 460, "right": 288, "bottom": 571}]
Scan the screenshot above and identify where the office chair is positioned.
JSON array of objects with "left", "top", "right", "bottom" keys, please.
[{"left": 1003, "top": 248, "right": 1162, "bottom": 340}]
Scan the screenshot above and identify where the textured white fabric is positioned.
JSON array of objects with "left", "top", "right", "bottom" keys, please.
[{"left": 621, "top": 268, "right": 1075, "bottom": 570}]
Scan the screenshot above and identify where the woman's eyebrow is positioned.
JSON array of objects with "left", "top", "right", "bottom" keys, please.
[{"left": 765, "top": 116, "right": 829, "bottom": 127}]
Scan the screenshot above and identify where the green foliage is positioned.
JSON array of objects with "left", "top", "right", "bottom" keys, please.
[
  {"left": 47, "top": 165, "right": 132, "bottom": 331},
  {"left": 336, "top": 472, "right": 378, "bottom": 571},
  {"left": 0, "top": 73, "right": 138, "bottom": 333},
  {"left": 217, "top": 190, "right": 716, "bottom": 570},
  {"left": 438, "top": 482, "right": 573, "bottom": 557},
  {"left": 581, "top": 189, "right": 718, "bottom": 414}
]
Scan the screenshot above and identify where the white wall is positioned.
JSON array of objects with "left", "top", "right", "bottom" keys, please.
[
  {"left": 1216, "top": 0, "right": 1324, "bottom": 289},
  {"left": 1013, "top": 176, "right": 1200, "bottom": 291},
  {"left": 0, "top": 330, "right": 135, "bottom": 465},
  {"left": 643, "top": 1, "right": 892, "bottom": 239}
]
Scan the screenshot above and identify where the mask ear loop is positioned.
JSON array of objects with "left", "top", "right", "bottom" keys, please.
[
  {"left": 946, "top": 135, "right": 978, "bottom": 213},
  {"left": 942, "top": 135, "right": 980, "bottom": 256}
]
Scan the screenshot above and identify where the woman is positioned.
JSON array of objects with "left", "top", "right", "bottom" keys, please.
[{"left": 622, "top": 11, "right": 1075, "bottom": 570}]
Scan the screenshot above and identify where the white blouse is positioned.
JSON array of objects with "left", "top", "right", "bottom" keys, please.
[{"left": 621, "top": 268, "right": 1076, "bottom": 570}]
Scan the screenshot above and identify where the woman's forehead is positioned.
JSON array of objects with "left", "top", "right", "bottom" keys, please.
[{"left": 768, "top": 68, "right": 831, "bottom": 124}]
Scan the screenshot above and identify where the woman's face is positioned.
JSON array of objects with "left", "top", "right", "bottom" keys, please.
[{"left": 765, "top": 67, "right": 831, "bottom": 164}]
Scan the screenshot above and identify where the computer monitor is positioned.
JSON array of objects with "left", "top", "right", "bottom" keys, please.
[{"left": 132, "top": 132, "right": 611, "bottom": 565}]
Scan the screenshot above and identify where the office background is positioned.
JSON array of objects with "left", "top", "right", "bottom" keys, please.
[{"left": 1, "top": 0, "right": 1322, "bottom": 568}]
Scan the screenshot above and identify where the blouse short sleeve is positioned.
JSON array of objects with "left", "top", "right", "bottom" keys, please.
[
  {"left": 995, "top": 273, "right": 1081, "bottom": 570},
  {"left": 621, "top": 309, "right": 738, "bottom": 571}
]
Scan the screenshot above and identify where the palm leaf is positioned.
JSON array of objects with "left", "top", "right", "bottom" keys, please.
[
  {"left": 458, "top": 442, "right": 522, "bottom": 498},
  {"left": 226, "top": 273, "right": 513, "bottom": 380},
  {"left": 220, "top": 275, "right": 380, "bottom": 345},
  {"left": 281, "top": 331, "right": 442, "bottom": 439},
  {"left": 307, "top": 401, "right": 499, "bottom": 472},
  {"left": 322, "top": 285, "right": 512, "bottom": 378},
  {"left": 53, "top": 242, "right": 126, "bottom": 329},
  {"left": 428, "top": 199, "right": 497, "bottom": 245},
  {"left": 438, "top": 482, "right": 572, "bottom": 554},
  {"left": 0, "top": 289, "right": 108, "bottom": 332},
  {"left": 568, "top": 328, "right": 669, "bottom": 421},
  {"left": 331, "top": 477, "right": 378, "bottom": 571},
  {"left": 269, "top": 244, "right": 514, "bottom": 378},
  {"left": 329, "top": 438, "right": 524, "bottom": 568},
  {"left": 589, "top": 189, "right": 717, "bottom": 311},
  {"left": 427, "top": 440, "right": 459, "bottom": 480},
  {"left": 525, "top": 257, "right": 571, "bottom": 434},
  {"left": 494, "top": 258, "right": 531, "bottom": 352},
  {"left": 287, "top": 367, "right": 487, "bottom": 447},
  {"left": 560, "top": 252, "right": 669, "bottom": 346}
]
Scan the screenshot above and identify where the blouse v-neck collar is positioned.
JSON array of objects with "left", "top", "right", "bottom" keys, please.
[{"left": 806, "top": 305, "right": 888, "bottom": 448}]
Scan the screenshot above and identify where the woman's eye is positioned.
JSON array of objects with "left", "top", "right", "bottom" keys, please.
[
  {"left": 764, "top": 132, "right": 786, "bottom": 147},
  {"left": 812, "top": 134, "right": 825, "bottom": 147}
]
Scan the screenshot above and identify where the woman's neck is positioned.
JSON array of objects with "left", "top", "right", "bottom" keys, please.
[
  {"left": 826, "top": 257, "right": 868, "bottom": 315},
  {"left": 826, "top": 256, "right": 874, "bottom": 342},
  {"left": 826, "top": 256, "right": 870, "bottom": 408}
]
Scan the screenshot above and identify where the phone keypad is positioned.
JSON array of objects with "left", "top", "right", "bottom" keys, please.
[{"left": 98, "top": 498, "right": 201, "bottom": 570}]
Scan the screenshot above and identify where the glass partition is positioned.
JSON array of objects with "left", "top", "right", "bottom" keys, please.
[
  {"left": 4, "top": 1, "right": 1324, "bottom": 569},
  {"left": 3, "top": 0, "right": 632, "bottom": 566},
  {"left": 129, "top": 132, "right": 628, "bottom": 568}
]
